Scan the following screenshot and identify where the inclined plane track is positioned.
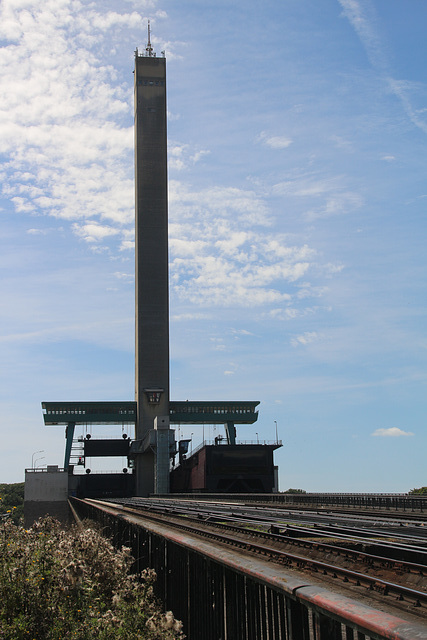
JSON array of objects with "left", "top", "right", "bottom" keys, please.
[{"left": 90, "top": 497, "right": 427, "bottom": 616}]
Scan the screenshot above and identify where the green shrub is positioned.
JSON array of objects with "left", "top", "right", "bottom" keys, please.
[
  {"left": 0, "top": 483, "right": 24, "bottom": 524},
  {"left": 408, "top": 486, "right": 427, "bottom": 495},
  {"left": 0, "top": 517, "right": 184, "bottom": 639},
  {"left": 282, "top": 488, "right": 306, "bottom": 494}
]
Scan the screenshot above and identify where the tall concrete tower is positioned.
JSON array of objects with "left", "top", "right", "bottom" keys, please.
[{"left": 134, "top": 27, "right": 170, "bottom": 496}]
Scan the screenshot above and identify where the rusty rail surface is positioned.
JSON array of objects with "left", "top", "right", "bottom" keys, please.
[{"left": 71, "top": 497, "right": 427, "bottom": 640}]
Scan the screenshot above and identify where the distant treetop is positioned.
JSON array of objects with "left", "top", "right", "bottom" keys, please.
[
  {"left": 408, "top": 486, "right": 427, "bottom": 495},
  {"left": 282, "top": 488, "right": 307, "bottom": 494}
]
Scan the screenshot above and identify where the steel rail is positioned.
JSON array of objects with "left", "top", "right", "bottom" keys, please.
[
  {"left": 275, "top": 524, "right": 427, "bottom": 565},
  {"left": 106, "top": 500, "right": 427, "bottom": 611},
  {"left": 198, "top": 500, "right": 427, "bottom": 544},
  {"left": 113, "top": 497, "right": 427, "bottom": 559},
  {"left": 200, "top": 510, "right": 427, "bottom": 550},
  {"left": 125, "top": 497, "right": 427, "bottom": 540},
  {"left": 116, "top": 499, "right": 427, "bottom": 574},
  {"left": 226, "top": 507, "right": 427, "bottom": 542},
  {"left": 169, "top": 507, "right": 427, "bottom": 565},
  {"left": 259, "top": 502, "right": 427, "bottom": 522},
  {"left": 166, "top": 492, "right": 427, "bottom": 517},
  {"left": 305, "top": 522, "right": 427, "bottom": 544},
  {"left": 196, "top": 518, "right": 427, "bottom": 576},
  {"left": 278, "top": 523, "right": 427, "bottom": 553}
]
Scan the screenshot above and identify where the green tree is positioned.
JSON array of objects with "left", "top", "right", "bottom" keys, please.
[
  {"left": 283, "top": 488, "right": 307, "bottom": 494},
  {"left": 0, "top": 482, "right": 24, "bottom": 523},
  {"left": 408, "top": 486, "right": 427, "bottom": 495}
]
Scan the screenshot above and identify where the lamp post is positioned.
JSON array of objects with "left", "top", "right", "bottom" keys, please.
[
  {"left": 34, "top": 456, "right": 45, "bottom": 468},
  {"left": 31, "top": 450, "right": 44, "bottom": 468},
  {"left": 256, "top": 432, "right": 259, "bottom": 444},
  {"left": 274, "top": 420, "right": 278, "bottom": 444}
]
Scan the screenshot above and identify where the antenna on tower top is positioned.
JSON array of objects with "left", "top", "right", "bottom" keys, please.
[{"left": 146, "top": 20, "right": 154, "bottom": 57}]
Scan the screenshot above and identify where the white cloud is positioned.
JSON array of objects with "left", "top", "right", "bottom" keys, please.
[
  {"left": 291, "top": 331, "right": 320, "bottom": 347},
  {"left": 73, "top": 223, "right": 120, "bottom": 243},
  {"left": 269, "top": 307, "right": 299, "bottom": 321},
  {"left": 165, "top": 176, "right": 342, "bottom": 308},
  {"left": 305, "top": 191, "right": 363, "bottom": 221},
  {"left": 338, "top": 0, "right": 387, "bottom": 71},
  {"left": 120, "top": 240, "right": 135, "bottom": 251},
  {"left": 123, "top": 1, "right": 158, "bottom": 11},
  {"left": 273, "top": 174, "right": 363, "bottom": 220},
  {"left": 170, "top": 230, "right": 313, "bottom": 307},
  {"left": 0, "top": 0, "right": 336, "bottom": 323},
  {"left": 26, "top": 228, "right": 48, "bottom": 235},
  {"left": 330, "top": 135, "right": 354, "bottom": 151},
  {"left": 339, "top": 0, "right": 427, "bottom": 136},
  {"left": 258, "top": 131, "right": 293, "bottom": 149},
  {"left": 191, "top": 149, "right": 210, "bottom": 163},
  {"left": 172, "top": 313, "right": 210, "bottom": 321},
  {"left": 322, "top": 263, "right": 344, "bottom": 276},
  {"left": 2, "top": 0, "right": 333, "bottom": 314},
  {"left": 169, "top": 181, "right": 272, "bottom": 226},
  {"left": 210, "top": 338, "right": 226, "bottom": 352},
  {"left": 0, "top": 0, "right": 139, "bottom": 245},
  {"left": 166, "top": 179, "right": 328, "bottom": 308},
  {"left": 89, "top": 10, "right": 145, "bottom": 31},
  {"left": 231, "top": 329, "right": 254, "bottom": 337},
  {"left": 371, "top": 427, "right": 414, "bottom": 437},
  {"left": 274, "top": 176, "right": 341, "bottom": 198},
  {"left": 113, "top": 272, "right": 134, "bottom": 282},
  {"left": 169, "top": 143, "right": 210, "bottom": 170}
]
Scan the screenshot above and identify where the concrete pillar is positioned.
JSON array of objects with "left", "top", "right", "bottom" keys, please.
[{"left": 134, "top": 49, "right": 170, "bottom": 496}]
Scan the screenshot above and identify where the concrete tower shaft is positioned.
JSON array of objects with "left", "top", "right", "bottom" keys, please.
[{"left": 134, "top": 50, "right": 169, "bottom": 495}]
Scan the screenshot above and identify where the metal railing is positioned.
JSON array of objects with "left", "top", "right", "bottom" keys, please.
[{"left": 187, "top": 439, "right": 282, "bottom": 457}]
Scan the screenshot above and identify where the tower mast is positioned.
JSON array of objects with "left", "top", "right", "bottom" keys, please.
[
  {"left": 146, "top": 20, "right": 154, "bottom": 57},
  {"left": 134, "top": 25, "right": 169, "bottom": 495}
]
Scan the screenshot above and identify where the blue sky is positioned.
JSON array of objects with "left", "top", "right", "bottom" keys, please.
[{"left": 1, "top": 0, "right": 426, "bottom": 491}]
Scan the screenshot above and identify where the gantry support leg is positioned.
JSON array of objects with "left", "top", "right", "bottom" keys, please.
[
  {"left": 64, "top": 422, "right": 75, "bottom": 471},
  {"left": 225, "top": 421, "right": 236, "bottom": 445}
]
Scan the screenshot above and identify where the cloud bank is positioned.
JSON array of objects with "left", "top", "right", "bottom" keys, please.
[{"left": 0, "top": 0, "right": 338, "bottom": 317}]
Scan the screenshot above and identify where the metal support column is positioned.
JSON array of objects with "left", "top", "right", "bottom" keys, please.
[{"left": 64, "top": 422, "right": 75, "bottom": 470}]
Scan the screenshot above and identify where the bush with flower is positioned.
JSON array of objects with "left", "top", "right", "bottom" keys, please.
[{"left": 0, "top": 517, "right": 184, "bottom": 639}]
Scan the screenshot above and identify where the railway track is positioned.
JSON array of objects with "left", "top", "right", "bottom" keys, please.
[
  {"left": 99, "top": 497, "right": 427, "bottom": 616},
  {"left": 114, "top": 497, "right": 427, "bottom": 548},
  {"left": 272, "top": 524, "right": 427, "bottom": 565},
  {"left": 262, "top": 502, "right": 427, "bottom": 522},
  {"left": 145, "top": 497, "right": 427, "bottom": 529}
]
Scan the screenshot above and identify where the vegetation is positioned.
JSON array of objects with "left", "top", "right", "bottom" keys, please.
[
  {"left": 408, "top": 486, "right": 427, "bottom": 495},
  {"left": 0, "top": 482, "right": 24, "bottom": 524},
  {"left": 0, "top": 517, "right": 184, "bottom": 639},
  {"left": 282, "top": 488, "right": 307, "bottom": 494}
]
